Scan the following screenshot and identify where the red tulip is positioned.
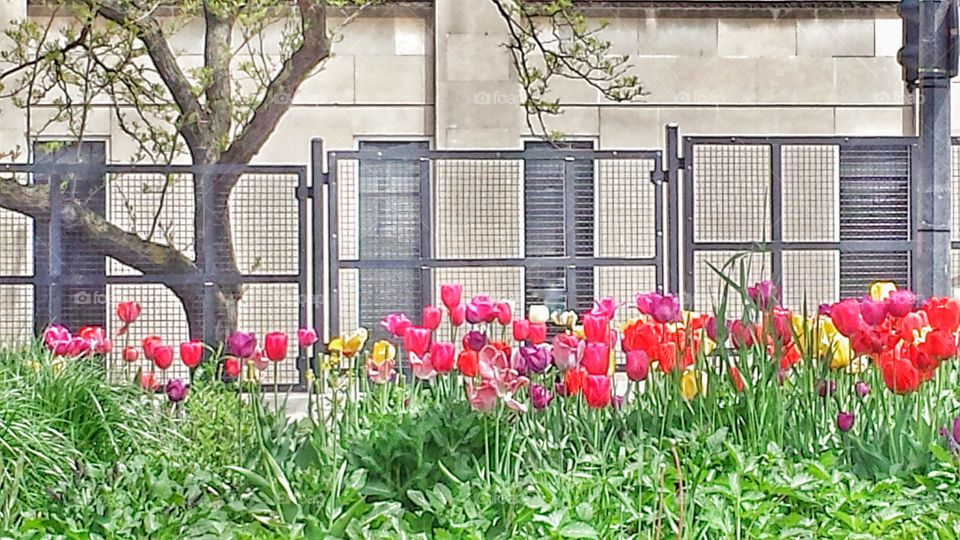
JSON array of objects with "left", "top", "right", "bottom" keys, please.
[
  {"left": 297, "top": 328, "right": 319, "bottom": 348},
  {"left": 625, "top": 350, "right": 649, "bottom": 382},
  {"left": 495, "top": 302, "right": 512, "bottom": 325},
  {"left": 403, "top": 326, "right": 431, "bottom": 357},
  {"left": 623, "top": 320, "right": 660, "bottom": 355},
  {"left": 430, "top": 341, "right": 455, "bottom": 373},
  {"left": 581, "top": 343, "right": 609, "bottom": 375},
  {"left": 879, "top": 345, "right": 923, "bottom": 394},
  {"left": 528, "top": 323, "right": 547, "bottom": 345},
  {"left": 512, "top": 319, "right": 530, "bottom": 341},
  {"left": 264, "top": 331, "right": 288, "bottom": 362},
  {"left": 582, "top": 314, "right": 609, "bottom": 343},
  {"left": 851, "top": 325, "right": 884, "bottom": 356},
  {"left": 450, "top": 304, "right": 466, "bottom": 326},
  {"left": 860, "top": 297, "right": 888, "bottom": 326},
  {"left": 153, "top": 345, "right": 173, "bottom": 370},
  {"left": 116, "top": 301, "right": 141, "bottom": 324},
  {"left": 924, "top": 297, "right": 960, "bottom": 333},
  {"left": 440, "top": 283, "right": 462, "bottom": 312},
  {"left": 422, "top": 306, "right": 443, "bottom": 331},
  {"left": 658, "top": 341, "right": 679, "bottom": 373},
  {"left": 583, "top": 375, "right": 611, "bottom": 408},
  {"left": 179, "top": 340, "right": 203, "bottom": 369},
  {"left": 730, "top": 321, "right": 755, "bottom": 349},
  {"left": 729, "top": 365, "right": 745, "bottom": 393},
  {"left": 898, "top": 311, "right": 929, "bottom": 344},
  {"left": 563, "top": 366, "right": 587, "bottom": 396},
  {"left": 142, "top": 335, "right": 162, "bottom": 362},
  {"left": 829, "top": 299, "right": 862, "bottom": 338},
  {"left": 224, "top": 356, "right": 241, "bottom": 378},
  {"left": 457, "top": 350, "right": 479, "bottom": 377},
  {"left": 919, "top": 329, "right": 957, "bottom": 360},
  {"left": 123, "top": 346, "right": 139, "bottom": 363}
]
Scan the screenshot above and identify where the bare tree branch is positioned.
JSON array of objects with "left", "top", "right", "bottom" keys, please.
[{"left": 218, "top": 0, "right": 329, "bottom": 166}]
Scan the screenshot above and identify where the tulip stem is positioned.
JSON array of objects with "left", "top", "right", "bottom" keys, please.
[{"left": 274, "top": 362, "right": 279, "bottom": 411}]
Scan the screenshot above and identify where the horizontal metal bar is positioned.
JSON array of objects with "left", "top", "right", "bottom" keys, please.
[
  {"left": 0, "top": 273, "right": 301, "bottom": 286},
  {"left": 337, "top": 257, "right": 660, "bottom": 269},
  {"left": 330, "top": 149, "right": 662, "bottom": 161},
  {"left": 692, "top": 241, "right": 914, "bottom": 252},
  {"left": 684, "top": 136, "right": 918, "bottom": 147},
  {"left": 0, "top": 163, "right": 308, "bottom": 176}
]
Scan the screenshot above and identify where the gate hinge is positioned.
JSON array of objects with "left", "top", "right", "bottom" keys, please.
[{"left": 296, "top": 186, "right": 315, "bottom": 200}]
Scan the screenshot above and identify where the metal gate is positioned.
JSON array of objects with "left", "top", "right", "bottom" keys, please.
[
  {"left": 317, "top": 142, "right": 665, "bottom": 340},
  {"left": 680, "top": 135, "right": 917, "bottom": 313}
]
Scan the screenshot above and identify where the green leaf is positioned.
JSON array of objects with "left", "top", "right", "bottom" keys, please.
[
  {"left": 558, "top": 522, "right": 598, "bottom": 539},
  {"left": 407, "top": 489, "right": 431, "bottom": 512}
]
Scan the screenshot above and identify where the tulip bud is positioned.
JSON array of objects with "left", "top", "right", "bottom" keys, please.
[
  {"left": 528, "top": 323, "right": 547, "bottom": 345},
  {"left": 122, "top": 346, "right": 139, "bottom": 363},
  {"left": 512, "top": 319, "right": 530, "bottom": 341},
  {"left": 297, "top": 328, "right": 319, "bottom": 348},
  {"left": 854, "top": 381, "right": 871, "bottom": 398},
  {"left": 836, "top": 411, "right": 855, "bottom": 433},
  {"left": 816, "top": 379, "right": 836, "bottom": 398},
  {"left": 530, "top": 384, "right": 553, "bottom": 410},
  {"left": 422, "top": 306, "right": 443, "bottom": 331}
]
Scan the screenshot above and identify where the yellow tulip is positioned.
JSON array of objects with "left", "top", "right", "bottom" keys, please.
[
  {"left": 371, "top": 340, "right": 396, "bottom": 365},
  {"left": 573, "top": 326, "right": 585, "bottom": 340},
  {"left": 28, "top": 360, "right": 41, "bottom": 372},
  {"left": 680, "top": 369, "right": 702, "bottom": 401},
  {"left": 551, "top": 310, "right": 578, "bottom": 329},
  {"left": 329, "top": 328, "right": 369, "bottom": 357},
  {"left": 869, "top": 281, "right": 897, "bottom": 302},
  {"left": 50, "top": 358, "right": 65, "bottom": 376},
  {"left": 828, "top": 336, "right": 852, "bottom": 370}
]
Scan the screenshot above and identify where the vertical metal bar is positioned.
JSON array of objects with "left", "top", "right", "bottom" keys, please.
[
  {"left": 682, "top": 138, "right": 696, "bottom": 309},
  {"left": 311, "top": 138, "right": 325, "bottom": 348},
  {"left": 653, "top": 154, "right": 665, "bottom": 293},
  {"left": 47, "top": 171, "right": 62, "bottom": 323},
  {"left": 563, "top": 156, "right": 577, "bottom": 309},
  {"left": 665, "top": 124, "right": 681, "bottom": 296},
  {"left": 913, "top": 0, "right": 953, "bottom": 298},
  {"left": 419, "top": 157, "right": 433, "bottom": 312},
  {"left": 328, "top": 153, "right": 340, "bottom": 339},
  {"left": 296, "top": 167, "right": 308, "bottom": 387},
  {"left": 201, "top": 171, "right": 216, "bottom": 345},
  {"left": 770, "top": 143, "right": 784, "bottom": 289}
]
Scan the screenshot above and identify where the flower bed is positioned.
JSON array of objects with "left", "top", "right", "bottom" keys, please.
[{"left": 5, "top": 278, "right": 960, "bottom": 537}]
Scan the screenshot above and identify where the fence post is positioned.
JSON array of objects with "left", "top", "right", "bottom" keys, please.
[
  {"left": 311, "top": 139, "right": 325, "bottom": 348},
  {"left": 419, "top": 156, "right": 433, "bottom": 313},
  {"left": 912, "top": 0, "right": 954, "bottom": 298},
  {"left": 47, "top": 169, "right": 63, "bottom": 324},
  {"left": 770, "top": 143, "right": 783, "bottom": 290},
  {"left": 201, "top": 170, "right": 217, "bottom": 346},
  {"left": 665, "top": 124, "right": 681, "bottom": 298}
]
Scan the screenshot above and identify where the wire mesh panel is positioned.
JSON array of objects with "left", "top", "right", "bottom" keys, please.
[
  {"left": 693, "top": 144, "right": 771, "bottom": 243},
  {"left": 434, "top": 159, "right": 524, "bottom": 259},
  {"left": 238, "top": 283, "right": 302, "bottom": 384},
  {"left": 595, "top": 266, "right": 656, "bottom": 328},
  {"left": 106, "top": 283, "right": 190, "bottom": 384},
  {"left": 0, "top": 171, "right": 33, "bottom": 345},
  {"left": 231, "top": 173, "right": 301, "bottom": 276},
  {"left": 693, "top": 251, "right": 771, "bottom": 317},
  {"left": 685, "top": 137, "right": 915, "bottom": 311}
]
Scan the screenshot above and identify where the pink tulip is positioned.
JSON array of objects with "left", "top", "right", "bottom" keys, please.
[
  {"left": 512, "top": 319, "right": 530, "bottom": 341},
  {"left": 552, "top": 333, "right": 579, "bottom": 371},
  {"left": 495, "top": 302, "right": 512, "bottom": 325},
  {"left": 580, "top": 342, "right": 610, "bottom": 375},
  {"left": 582, "top": 313, "right": 609, "bottom": 343},
  {"left": 528, "top": 323, "right": 547, "bottom": 345},
  {"left": 297, "top": 328, "right": 319, "bottom": 348},
  {"left": 381, "top": 313, "right": 413, "bottom": 338},
  {"left": 440, "top": 283, "right": 463, "bottom": 312},
  {"left": 408, "top": 352, "right": 437, "bottom": 380},
  {"left": 403, "top": 326, "right": 431, "bottom": 357},
  {"left": 466, "top": 295, "right": 497, "bottom": 324},
  {"left": 422, "top": 306, "right": 443, "bottom": 331},
  {"left": 430, "top": 341, "right": 455, "bottom": 373},
  {"left": 590, "top": 297, "right": 618, "bottom": 319},
  {"left": 625, "top": 350, "right": 649, "bottom": 382},
  {"left": 450, "top": 304, "right": 466, "bottom": 326}
]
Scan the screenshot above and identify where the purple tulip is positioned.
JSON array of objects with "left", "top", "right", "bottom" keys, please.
[
  {"left": 748, "top": 280, "right": 780, "bottom": 310},
  {"left": 705, "top": 316, "right": 729, "bottom": 343},
  {"left": 636, "top": 292, "right": 681, "bottom": 324},
  {"left": 818, "top": 303, "right": 832, "bottom": 316},
  {"left": 888, "top": 289, "right": 916, "bottom": 318},
  {"left": 555, "top": 381, "right": 571, "bottom": 397},
  {"left": 860, "top": 297, "right": 888, "bottom": 326},
  {"left": 530, "top": 384, "right": 553, "bottom": 410},
  {"left": 226, "top": 331, "right": 257, "bottom": 359},
  {"left": 837, "top": 411, "right": 855, "bottom": 433},
  {"left": 612, "top": 395, "right": 624, "bottom": 411},
  {"left": 854, "top": 381, "right": 871, "bottom": 398},
  {"left": 816, "top": 379, "right": 836, "bottom": 398},
  {"left": 520, "top": 344, "right": 550, "bottom": 374},
  {"left": 463, "top": 330, "right": 487, "bottom": 352},
  {"left": 166, "top": 379, "right": 188, "bottom": 403}
]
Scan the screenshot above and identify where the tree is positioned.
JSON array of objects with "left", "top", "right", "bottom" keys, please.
[{"left": 0, "top": 0, "right": 641, "bottom": 339}]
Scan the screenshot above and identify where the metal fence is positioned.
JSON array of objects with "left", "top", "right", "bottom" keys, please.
[
  {"left": 318, "top": 141, "right": 665, "bottom": 339},
  {"left": 0, "top": 123, "right": 954, "bottom": 386},
  {"left": 680, "top": 134, "right": 917, "bottom": 314},
  {"left": 0, "top": 159, "right": 308, "bottom": 389}
]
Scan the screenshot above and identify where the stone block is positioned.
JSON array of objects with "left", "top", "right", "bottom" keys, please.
[
  {"left": 445, "top": 34, "right": 512, "bottom": 82},
  {"left": 294, "top": 55, "right": 356, "bottom": 104},
  {"left": 395, "top": 17, "right": 427, "bottom": 56},
  {"left": 875, "top": 18, "right": 902, "bottom": 57},
  {"left": 797, "top": 19, "right": 874, "bottom": 57},
  {"left": 718, "top": 19, "right": 797, "bottom": 57},
  {"left": 834, "top": 57, "right": 904, "bottom": 104},
  {"left": 834, "top": 107, "right": 908, "bottom": 135},
  {"left": 638, "top": 18, "right": 718, "bottom": 57},
  {"left": 355, "top": 55, "right": 427, "bottom": 104}
]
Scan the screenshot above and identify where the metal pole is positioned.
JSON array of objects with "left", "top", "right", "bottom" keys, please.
[
  {"left": 48, "top": 173, "right": 62, "bottom": 324},
  {"left": 914, "top": 0, "right": 953, "bottom": 297},
  {"left": 665, "top": 124, "right": 681, "bottom": 297}
]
